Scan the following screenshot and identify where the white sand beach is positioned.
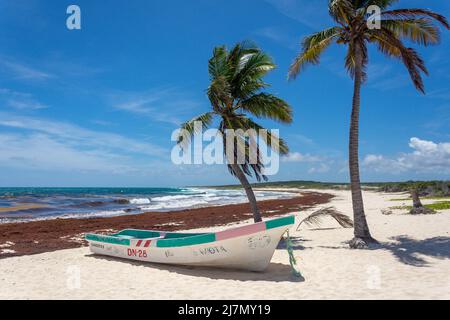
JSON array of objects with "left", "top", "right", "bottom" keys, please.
[{"left": 0, "top": 189, "right": 449, "bottom": 300}]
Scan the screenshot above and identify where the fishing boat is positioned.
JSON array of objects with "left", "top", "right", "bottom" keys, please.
[{"left": 85, "top": 215, "right": 295, "bottom": 272}]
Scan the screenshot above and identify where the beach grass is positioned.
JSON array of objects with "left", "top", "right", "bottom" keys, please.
[
  {"left": 389, "top": 196, "right": 450, "bottom": 202},
  {"left": 390, "top": 201, "right": 450, "bottom": 211}
]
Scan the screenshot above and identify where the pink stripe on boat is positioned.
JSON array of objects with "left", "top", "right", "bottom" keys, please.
[
  {"left": 215, "top": 222, "right": 266, "bottom": 241},
  {"left": 136, "top": 240, "right": 142, "bottom": 247},
  {"left": 144, "top": 240, "right": 151, "bottom": 247}
]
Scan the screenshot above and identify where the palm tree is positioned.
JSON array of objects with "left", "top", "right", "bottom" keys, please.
[
  {"left": 177, "top": 42, "right": 293, "bottom": 223},
  {"left": 288, "top": 0, "right": 449, "bottom": 248},
  {"left": 409, "top": 185, "right": 435, "bottom": 215}
]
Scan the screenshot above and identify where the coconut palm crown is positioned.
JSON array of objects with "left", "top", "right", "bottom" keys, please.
[
  {"left": 288, "top": 0, "right": 449, "bottom": 248},
  {"left": 178, "top": 42, "right": 293, "bottom": 222}
]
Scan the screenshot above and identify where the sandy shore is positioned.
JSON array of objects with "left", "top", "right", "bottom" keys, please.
[
  {"left": 0, "top": 189, "right": 449, "bottom": 299},
  {"left": 0, "top": 191, "right": 332, "bottom": 257}
]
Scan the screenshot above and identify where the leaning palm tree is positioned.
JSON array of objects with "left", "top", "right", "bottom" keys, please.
[
  {"left": 177, "top": 42, "right": 292, "bottom": 223},
  {"left": 288, "top": 0, "right": 449, "bottom": 248}
]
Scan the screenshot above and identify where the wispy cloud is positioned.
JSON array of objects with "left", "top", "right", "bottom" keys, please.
[
  {"left": 289, "top": 133, "right": 315, "bottom": 146},
  {"left": 367, "top": 64, "right": 392, "bottom": 83},
  {"left": 427, "top": 88, "right": 450, "bottom": 101},
  {"left": 0, "top": 133, "right": 137, "bottom": 174},
  {"left": 254, "top": 26, "right": 298, "bottom": 50},
  {"left": 264, "top": 0, "right": 332, "bottom": 29},
  {"left": 110, "top": 87, "right": 204, "bottom": 125},
  {"left": 308, "top": 163, "right": 331, "bottom": 174},
  {"left": 0, "top": 88, "right": 49, "bottom": 110},
  {"left": 369, "top": 74, "right": 410, "bottom": 92},
  {"left": 0, "top": 113, "right": 169, "bottom": 173},
  {"left": 0, "top": 58, "right": 55, "bottom": 81}
]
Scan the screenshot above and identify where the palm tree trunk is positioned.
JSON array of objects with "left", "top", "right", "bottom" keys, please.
[
  {"left": 348, "top": 42, "right": 376, "bottom": 249},
  {"left": 411, "top": 188, "right": 423, "bottom": 208},
  {"left": 230, "top": 163, "right": 262, "bottom": 223}
]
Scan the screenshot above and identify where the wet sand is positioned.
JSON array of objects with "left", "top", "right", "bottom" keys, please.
[
  {"left": 0, "top": 203, "right": 48, "bottom": 212},
  {"left": 0, "top": 191, "right": 333, "bottom": 258}
]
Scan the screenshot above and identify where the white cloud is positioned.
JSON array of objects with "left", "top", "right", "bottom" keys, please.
[
  {"left": 363, "top": 137, "right": 450, "bottom": 174},
  {"left": 110, "top": 88, "right": 203, "bottom": 125},
  {"left": 281, "top": 152, "right": 322, "bottom": 163},
  {"left": 282, "top": 152, "right": 332, "bottom": 174},
  {"left": 308, "top": 163, "right": 330, "bottom": 174}
]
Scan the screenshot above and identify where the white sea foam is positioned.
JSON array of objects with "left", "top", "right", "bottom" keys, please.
[
  {"left": 129, "top": 198, "right": 151, "bottom": 204},
  {"left": 138, "top": 188, "right": 296, "bottom": 212}
]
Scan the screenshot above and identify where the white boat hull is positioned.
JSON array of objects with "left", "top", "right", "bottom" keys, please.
[{"left": 86, "top": 215, "right": 295, "bottom": 272}]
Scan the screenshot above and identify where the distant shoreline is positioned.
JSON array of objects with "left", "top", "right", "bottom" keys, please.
[{"left": 0, "top": 191, "right": 334, "bottom": 258}]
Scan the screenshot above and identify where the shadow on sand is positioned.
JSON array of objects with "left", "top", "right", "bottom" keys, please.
[
  {"left": 378, "top": 236, "right": 450, "bottom": 267},
  {"left": 277, "top": 236, "right": 310, "bottom": 250},
  {"left": 86, "top": 253, "right": 305, "bottom": 283},
  {"left": 312, "top": 235, "right": 450, "bottom": 267}
]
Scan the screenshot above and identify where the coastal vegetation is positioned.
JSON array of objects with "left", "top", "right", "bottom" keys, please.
[
  {"left": 287, "top": 0, "right": 449, "bottom": 248},
  {"left": 390, "top": 201, "right": 450, "bottom": 212},
  {"left": 379, "top": 181, "right": 450, "bottom": 197},
  {"left": 208, "top": 180, "right": 450, "bottom": 194}
]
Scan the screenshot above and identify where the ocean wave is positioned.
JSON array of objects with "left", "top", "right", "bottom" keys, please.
[
  {"left": 140, "top": 198, "right": 209, "bottom": 211},
  {"left": 151, "top": 194, "right": 193, "bottom": 202},
  {"left": 0, "top": 209, "right": 132, "bottom": 224},
  {"left": 0, "top": 187, "right": 297, "bottom": 223},
  {"left": 129, "top": 198, "right": 151, "bottom": 204}
]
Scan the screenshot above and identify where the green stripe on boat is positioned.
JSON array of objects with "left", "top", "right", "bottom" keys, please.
[
  {"left": 156, "top": 233, "right": 216, "bottom": 247},
  {"left": 85, "top": 216, "right": 295, "bottom": 248},
  {"left": 115, "top": 229, "right": 161, "bottom": 238},
  {"left": 265, "top": 215, "right": 295, "bottom": 230},
  {"left": 85, "top": 233, "right": 130, "bottom": 246}
]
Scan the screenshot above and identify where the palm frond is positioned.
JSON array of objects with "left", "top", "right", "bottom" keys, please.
[
  {"left": 381, "top": 18, "right": 441, "bottom": 46},
  {"left": 381, "top": 9, "right": 450, "bottom": 30},
  {"left": 208, "top": 46, "right": 228, "bottom": 80},
  {"left": 238, "top": 117, "right": 289, "bottom": 155},
  {"left": 176, "top": 112, "right": 215, "bottom": 148},
  {"left": 370, "top": 28, "right": 428, "bottom": 93},
  {"left": 328, "top": 0, "right": 355, "bottom": 25},
  {"left": 232, "top": 52, "right": 275, "bottom": 99},
  {"left": 207, "top": 76, "right": 232, "bottom": 111},
  {"left": 240, "top": 93, "right": 293, "bottom": 124},
  {"left": 296, "top": 207, "right": 354, "bottom": 230},
  {"left": 289, "top": 26, "right": 341, "bottom": 79},
  {"left": 228, "top": 40, "right": 260, "bottom": 77},
  {"left": 180, "top": 42, "right": 291, "bottom": 182},
  {"left": 357, "top": 0, "right": 398, "bottom": 10}
]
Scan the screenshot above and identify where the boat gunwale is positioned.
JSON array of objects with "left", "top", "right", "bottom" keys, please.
[{"left": 85, "top": 215, "right": 295, "bottom": 248}]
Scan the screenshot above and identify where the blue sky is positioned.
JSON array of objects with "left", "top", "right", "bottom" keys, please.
[{"left": 0, "top": 0, "right": 449, "bottom": 187}]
